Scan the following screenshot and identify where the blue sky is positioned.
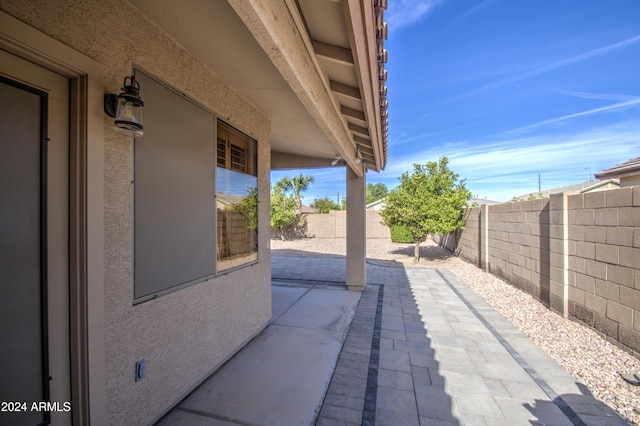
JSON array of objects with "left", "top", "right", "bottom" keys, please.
[{"left": 273, "top": 0, "right": 640, "bottom": 203}]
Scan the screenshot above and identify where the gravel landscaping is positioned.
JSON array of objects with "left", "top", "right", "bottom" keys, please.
[{"left": 271, "top": 237, "right": 640, "bottom": 425}]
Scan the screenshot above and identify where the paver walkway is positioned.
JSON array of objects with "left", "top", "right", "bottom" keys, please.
[
  {"left": 275, "top": 256, "right": 625, "bottom": 426},
  {"left": 159, "top": 256, "right": 627, "bottom": 425}
]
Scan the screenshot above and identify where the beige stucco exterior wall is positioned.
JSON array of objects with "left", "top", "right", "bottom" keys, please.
[
  {"left": 622, "top": 174, "right": 640, "bottom": 187},
  {"left": 1, "top": 1, "right": 272, "bottom": 424}
]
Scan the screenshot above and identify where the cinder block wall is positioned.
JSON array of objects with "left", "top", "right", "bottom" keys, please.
[
  {"left": 439, "top": 207, "right": 483, "bottom": 265},
  {"left": 304, "top": 210, "right": 391, "bottom": 239},
  {"left": 567, "top": 187, "right": 640, "bottom": 354},
  {"left": 488, "top": 199, "right": 552, "bottom": 305},
  {"left": 217, "top": 209, "right": 257, "bottom": 257},
  {"left": 438, "top": 187, "right": 640, "bottom": 356}
]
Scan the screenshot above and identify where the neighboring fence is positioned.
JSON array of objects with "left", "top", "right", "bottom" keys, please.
[
  {"left": 305, "top": 210, "right": 391, "bottom": 239},
  {"left": 217, "top": 209, "right": 256, "bottom": 258},
  {"left": 436, "top": 187, "right": 640, "bottom": 356}
]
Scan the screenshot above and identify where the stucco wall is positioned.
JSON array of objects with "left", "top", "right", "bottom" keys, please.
[
  {"left": 622, "top": 174, "right": 640, "bottom": 187},
  {"left": 437, "top": 188, "right": 640, "bottom": 356},
  {"left": 1, "top": 1, "right": 272, "bottom": 424}
]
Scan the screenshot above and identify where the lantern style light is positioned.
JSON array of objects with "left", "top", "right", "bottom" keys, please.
[{"left": 104, "top": 75, "right": 144, "bottom": 137}]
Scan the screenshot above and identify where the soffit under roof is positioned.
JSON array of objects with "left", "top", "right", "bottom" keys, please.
[{"left": 129, "top": 0, "right": 388, "bottom": 171}]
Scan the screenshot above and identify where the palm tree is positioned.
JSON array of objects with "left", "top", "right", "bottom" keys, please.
[{"left": 276, "top": 174, "right": 315, "bottom": 215}]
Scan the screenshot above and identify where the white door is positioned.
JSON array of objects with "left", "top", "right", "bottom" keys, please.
[{"left": 0, "top": 49, "right": 71, "bottom": 425}]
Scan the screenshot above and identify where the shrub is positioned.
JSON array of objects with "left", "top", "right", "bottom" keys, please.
[{"left": 390, "top": 225, "right": 413, "bottom": 243}]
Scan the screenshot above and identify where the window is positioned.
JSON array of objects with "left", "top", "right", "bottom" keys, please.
[
  {"left": 216, "top": 122, "right": 258, "bottom": 272},
  {"left": 133, "top": 71, "right": 258, "bottom": 302}
]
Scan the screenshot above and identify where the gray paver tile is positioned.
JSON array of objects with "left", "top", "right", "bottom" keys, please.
[
  {"left": 327, "top": 374, "right": 366, "bottom": 398},
  {"left": 453, "top": 392, "right": 503, "bottom": 418},
  {"left": 408, "top": 349, "right": 439, "bottom": 368},
  {"left": 334, "top": 362, "right": 368, "bottom": 380},
  {"left": 376, "top": 386, "right": 419, "bottom": 416},
  {"left": 414, "top": 384, "right": 458, "bottom": 421},
  {"left": 440, "top": 370, "right": 490, "bottom": 395},
  {"left": 339, "top": 350, "right": 369, "bottom": 363},
  {"left": 376, "top": 407, "right": 420, "bottom": 425},
  {"left": 380, "top": 328, "right": 407, "bottom": 340},
  {"left": 522, "top": 400, "right": 575, "bottom": 426},
  {"left": 394, "top": 339, "right": 433, "bottom": 353},
  {"left": 322, "top": 392, "right": 365, "bottom": 411},
  {"left": 381, "top": 317, "right": 405, "bottom": 332},
  {"left": 379, "top": 348, "right": 411, "bottom": 373},
  {"left": 500, "top": 379, "right": 549, "bottom": 400},
  {"left": 412, "top": 365, "right": 432, "bottom": 386},
  {"left": 316, "top": 416, "right": 359, "bottom": 426},
  {"left": 319, "top": 403, "right": 362, "bottom": 424},
  {"left": 577, "top": 413, "right": 629, "bottom": 426},
  {"left": 406, "top": 331, "right": 430, "bottom": 343},
  {"left": 342, "top": 342, "right": 372, "bottom": 356},
  {"left": 418, "top": 417, "right": 459, "bottom": 426},
  {"left": 473, "top": 362, "right": 533, "bottom": 382},
  {"left": 427, "top": 367, "right": 446, "bottom": 387},
  {"left": 380, "top": 336, "right": 394, "bottom": 349},
  {"left": 377, "top": 367, "right": 414, "bottom": 392},
  {"left": 482, "top": 378, "right": 510, "bottom": 398},
  {"left": 493, "top": 396, "right": 547, "bottom": 425}
]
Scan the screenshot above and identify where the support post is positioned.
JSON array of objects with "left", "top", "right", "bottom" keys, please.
[{"left": 346, "top": 166, "right": 366, "bottom": 291}]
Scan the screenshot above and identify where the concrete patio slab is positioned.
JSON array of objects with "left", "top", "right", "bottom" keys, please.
[{"left": 157, "top": 283, "right": 360, "bottom": 426}]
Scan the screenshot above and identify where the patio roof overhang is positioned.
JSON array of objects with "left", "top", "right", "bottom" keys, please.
[{"left": 129, "top": 0, "right": 389, "bottom": 177}]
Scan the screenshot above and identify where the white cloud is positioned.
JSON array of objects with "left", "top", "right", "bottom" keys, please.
[
  {"left": 380, "top": 119, "right": 640, "bottom": 201},
  {"left": 504, "top": 99, "right": 640, "bottom": 134},
  {"left": 551, "top": 88, "right": 640, "bottom": 102},
  {"left": 386, "top": 0, "right": 442, "bottom": 30},
  {"left": 440, "top": 34, "right": 640, "bottom": 104}
]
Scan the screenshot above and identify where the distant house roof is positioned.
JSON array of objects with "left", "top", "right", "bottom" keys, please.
[
  {"left": 300, "top": 204, "right": 317, "bottom": 214},
  {"left": 513, "top": 181, "right": 597, "bottom": 201},
  {"left": 468, "top": 198, "right": 499, "bottom": 206},
  {"left": 595, "top": 156, "right": 640, "bottom": 180},
  {"left": 366, "top": 198, "right": 386, "bottom": 210},
  {"left": 579, "top": 179, "right": 620, "bottom": 193}
]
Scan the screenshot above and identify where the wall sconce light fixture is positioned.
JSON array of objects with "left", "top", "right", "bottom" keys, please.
[
  {"left": 104, "top": 75, "right": 144, "bottom": 137},
  {"left": 331, "top": 155, "right": 342, "bottom": 166}
]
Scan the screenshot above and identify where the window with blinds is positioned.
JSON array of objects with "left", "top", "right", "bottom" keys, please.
[
  {"left": 217, "top": 122, "right": 256, "bottom": 176},
  {"left": 216, "top": 121, "right": 258, "bottom": 272}
]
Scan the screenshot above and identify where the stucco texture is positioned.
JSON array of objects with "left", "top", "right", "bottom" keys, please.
[{"left": 1, "top": 1, "right": 273, "bottom": 424}]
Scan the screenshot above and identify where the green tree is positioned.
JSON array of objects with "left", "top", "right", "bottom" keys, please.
[
  {"left": 380, "top": 157, "right": 471, "bottom": 263},
  {"left": 310, "top": 196, "right": 341, "bottom": 214},
  {"left": 270, "top": 186, "right": 297, "bottom": 240},
  {"left": 366, "top": 182, "right": 389, "bottom": 204},
  {"left": 275, "top": 173, "right": 315, "bottom": 214},
  {"left": 233, "top": 186, "right": 258, "bottom": 230}
]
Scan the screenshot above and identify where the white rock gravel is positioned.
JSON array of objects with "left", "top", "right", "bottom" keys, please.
[{"left": 271, "top": 238, "right": 640, "bottom": 425}]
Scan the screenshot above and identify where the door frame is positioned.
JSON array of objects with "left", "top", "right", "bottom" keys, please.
[{"left": 0, "top": 11, "right": 107, "bottom": 425}]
